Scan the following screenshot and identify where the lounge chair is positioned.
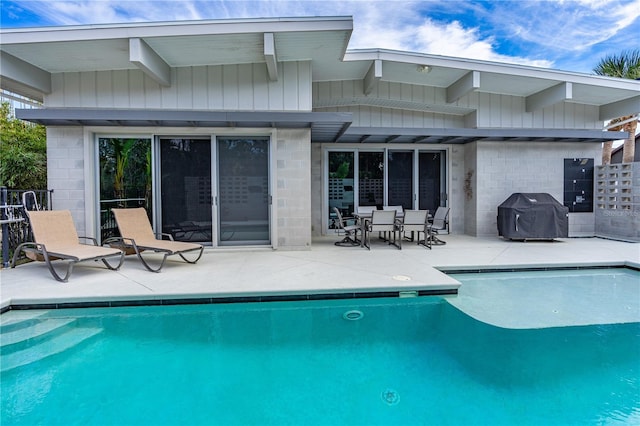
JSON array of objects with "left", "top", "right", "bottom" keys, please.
[
  {"left": 107, "top": 208, "right": 204, "bottom": 272},
  {"left": 364, "top": 209, "right": 401, "bottom": 250},
  {"left": 332, "top": 207, "right": 361, "bottom": 247},
  {"left": 10, "top": 210, "right": 125, "bottom": 282},
  {"left": 401, "top": 210, "right": 430, "bottom": 248},
  {"left": 427, "top": 206, "right": 450, "bottom": 246}
]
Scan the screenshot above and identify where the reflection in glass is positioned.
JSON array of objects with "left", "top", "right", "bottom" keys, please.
[
  {"left": 328, "top": 152, "right": 354, "bottom": 229},
  {"left": 160, "top": 139, "right": 212, "bottom": 243},
  {"left": 218, "top": 138, "right": 270, "bottom": 245},
  {"left": 419, "top": 152, "right": 442, "bottom": 212},
  {"left": 358, "top": 152, "right": 384, "bottom": 207},
  {"left": 98, "top": 137, "right": 151, "bottom": 242},
  {"left": 388, "top": 151, "right": 413, "bottom": 210}
]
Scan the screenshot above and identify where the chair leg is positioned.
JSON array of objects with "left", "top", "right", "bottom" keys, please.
[
  {"left": 177, "top": 246, "right": 205, "bottom": 263},
  {"left": 101, "top": 252, "right": 125, "bottom": 270},
  {"left": 40, "top": 250, "right": 74, "bottom": 283}
]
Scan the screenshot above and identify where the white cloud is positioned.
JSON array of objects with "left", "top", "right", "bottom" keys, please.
[
  {"left": 4, "top": 0, "right": 638, "bottom": 72},
  {"left": 500, "top": 0, "right": 640, "bottom": 51}
]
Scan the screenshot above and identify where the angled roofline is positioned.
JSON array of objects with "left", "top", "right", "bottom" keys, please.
[
  {"left": 344, "top": 49, "right": 640, "bottom": 91},
  {"left": 0, "top": 16, "right": 354, "bottom": 44}
]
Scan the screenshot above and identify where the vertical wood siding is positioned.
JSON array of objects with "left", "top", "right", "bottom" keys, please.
[
  {"left": 313, "top": 81, "right": 601, "bottom": 130},
  {"left": 46, "top": 62, "right": 312, "bottom": 111}
]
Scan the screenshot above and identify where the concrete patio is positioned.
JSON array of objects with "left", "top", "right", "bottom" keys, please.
[{"left": 2, "top": 235, "right": 638, "bottom": 324}]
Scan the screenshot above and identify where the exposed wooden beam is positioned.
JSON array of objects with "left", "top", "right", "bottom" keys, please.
[
  {"left": 599, "top": 96, "right": 640, "bottom": 121},
  {"left": 129, "top": 38, "right": 171, "bottom": 86},
  {"left": 446, "top": 71, "right": 480, "bottom": 103},
  {"left": 0, "top": 51, "right": 51, "bottom": 95},
  {"left": 264, "top": 33, "right": 278, "bottom": 82},
  {"left": 363, "top": 59, "right": 382, "bottom": 95},
  {"left": 525, "top": 82, "right": 572, "bottom": 112}
]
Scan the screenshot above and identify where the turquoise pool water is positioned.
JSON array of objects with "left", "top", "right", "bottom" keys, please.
[{"left": 1, "top": 271, "right": 639, "bottom": 425}]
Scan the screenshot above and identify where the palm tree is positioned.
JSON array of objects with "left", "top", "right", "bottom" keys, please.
[{"left": 593, "top": 49, "right": 640, "bottom": 164}]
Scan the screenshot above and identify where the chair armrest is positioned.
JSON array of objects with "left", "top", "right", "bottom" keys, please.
[
  {"left": 159, "top": 233, "right": 175, "bottom": 241},
  {"left": 78, "top": 236, "right": 99, "bottom": 246}
]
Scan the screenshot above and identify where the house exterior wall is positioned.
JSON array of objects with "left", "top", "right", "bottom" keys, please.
[
  {"left": 313, "top": 81, "right": 603, "bottom": 130},
  {"left": 463, "top": 142, "right": 478, "bottom": 235},
  {"left": 469, "top": 141, "right": 602, "bottom": 237},
  {"left": 46, "top": 62, "right": 313, "bottom": 111},
  {"left": 275, "top": 128, "right": 312, "bottom": 249},
  {"left": 46, "top": 127, "right": 88, "bottom": 235},
  {"left": 595, "top": 162, "right": 640, "bottom": 242}
]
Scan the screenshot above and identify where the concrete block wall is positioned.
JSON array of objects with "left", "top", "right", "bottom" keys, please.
[
  {"left": 462, "top": 142, "right": 478, "bottom": 235},
  {"left": 595, "top": 162, "right": 640, "bottom": 242},
  {"left": 274, "top": 128, "right": 312, "bottom": 249},
  {"left": 46, "top": 127, "right": 87, "bottom": 235},
  {"left": 310, "top": 143, "right": 323, "bottom": 237},
  {"left": 472, "top": 141, "right": 602, "bottom": 237}
]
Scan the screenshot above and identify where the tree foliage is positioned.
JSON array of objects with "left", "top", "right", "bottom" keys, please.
[
  {"left": 593, "top": 49, "right": 640, "bottom": 79},
  {"left": 593, "top": 50, "right": 639, "bottom": 164},
  {"left": 0, "top": 102, "right": 47, "bottom": 189}
]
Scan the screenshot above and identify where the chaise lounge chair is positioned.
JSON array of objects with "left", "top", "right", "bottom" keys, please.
[
  {"left": 10, "top": 210, "right": 125, "bottom": 282},
  {"left": 107, "top": 208, "right": 204, "bottom": 272}
]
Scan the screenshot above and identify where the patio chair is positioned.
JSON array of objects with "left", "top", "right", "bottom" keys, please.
[
  {"left": 402, "top": 210, "right": 431, "bottom": 249},
  {"left": 356, "top": 205, "right": 378, "bottom": 215},
  {"left": 427, "top": 206, "right": 450, "bottom": 246},
  {"left": 364, "top": 209, "right": 401, "bottom": 250},
  {"left": 332, "top": 207, "right": 361, "bottom": 247},
  {"left": 107, "top": 208, "right": 204, "bottom": 272},
  {"left": 10, "top": 210, "right": 125, "bottom": 282}
]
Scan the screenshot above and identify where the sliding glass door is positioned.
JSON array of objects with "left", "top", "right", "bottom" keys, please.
[
  {"left": 98, "top": 137, "right": 152, "bottom": 242},
  {"left": 326, "top": 148, "right": 446, "bottom": 232},
  {"left": 217, "top": 137, "right": 270, "bottom": 246},
  {"left": 159, "top": 138, "right": 212, "bottom": 243}
]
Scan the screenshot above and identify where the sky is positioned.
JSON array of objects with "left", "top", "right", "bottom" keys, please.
[{"left": 0, "top": 0, "right": 639, "bottom": 74}]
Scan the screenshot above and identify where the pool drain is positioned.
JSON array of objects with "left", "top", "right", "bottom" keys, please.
[
  {"left": 342, "top": 310, "right": 364, "bottom": 321},
  {"left": 381, "top": 388, "right": 400, "bottom": 406}
]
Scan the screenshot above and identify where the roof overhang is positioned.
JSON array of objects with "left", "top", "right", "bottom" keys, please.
[
  {"left": 16, "top": 108, "right": 626, "bottom": 144},
  {"left": 335, "top": 126, "right": 627, "bottom": 144},
  {"left": 15, "top": 108, "right": 353, "bottom": 143}
]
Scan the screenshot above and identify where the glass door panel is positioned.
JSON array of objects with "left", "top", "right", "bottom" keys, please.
[
  {"left": 328, "top": 152, "right": 354, "bottom": 229},
  {"left": 419, "top": 152, "right": 442, "bottom": 212},
  {"left": 217, "top": 137, "right": 270, "bottom": 246},
  {"left": 387, "top": 151, "right": 413, "bottom": 210},
  {"left": 160, "top": 138, "right": 212, "bottom": 243},
  {"left": 358, "top": 152, "right": 384, "bottom": 208},
  {"left": 98, "top": 137, "right": 152, "bottom": 243}
]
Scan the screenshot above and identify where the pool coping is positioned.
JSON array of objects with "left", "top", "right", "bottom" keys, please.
[{"left": 2, "top": 261, "right": 637, "bottom": 314}]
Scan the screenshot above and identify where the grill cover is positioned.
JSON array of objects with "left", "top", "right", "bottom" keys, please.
[{"left": 497, "top": 193, "right": 568, "bottom": 239}]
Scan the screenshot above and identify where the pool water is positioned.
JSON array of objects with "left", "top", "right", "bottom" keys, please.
[{"left": 2, "top": 276, "right": 640, "bottom": 425}]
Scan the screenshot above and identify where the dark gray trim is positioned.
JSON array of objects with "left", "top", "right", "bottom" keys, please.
[
  {"left": 0, "top": 289, "right": 456, "bottom": 313},
  {"left": 15, "top": 108, "right": 626, "bottom": 144},
  {"left": 15, "top": 108, "right": 353, "bottom": 143},
  {"left": 337, "top": 126, "right": 628, "bottom": 144}
]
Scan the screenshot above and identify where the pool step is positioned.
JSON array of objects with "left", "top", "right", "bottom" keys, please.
[
  {"left": 1, "top": 318, "right": 76, "bottom": 348},
  {"left": 0, "top": 311, "right": 47, "bottom": 332},
  {"left": 0, "top": 319, "right": 103, "bottom": 373}
]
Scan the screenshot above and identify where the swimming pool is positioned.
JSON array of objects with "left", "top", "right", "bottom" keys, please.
[{"left": 1, "top": 269, "right": 639, "bottom": 425}]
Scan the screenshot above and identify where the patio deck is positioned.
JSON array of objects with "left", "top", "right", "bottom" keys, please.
[{"left": 1, "top": 235, "right": 638, "bottom": 328}]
